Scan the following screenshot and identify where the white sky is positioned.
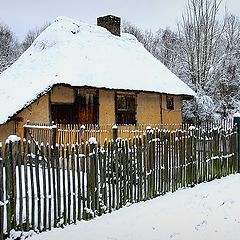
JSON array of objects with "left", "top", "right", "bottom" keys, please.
[{"left": 0, "top": 0, "right": 240, "bottom": 41}]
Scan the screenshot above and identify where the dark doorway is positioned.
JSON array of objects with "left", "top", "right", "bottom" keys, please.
[
  {"left": 75, "top": 92, "right": 98, "bottom": 124},
  {"left": 51, "top": 104, "right": 77, "bottom": 124},
  {"left": 51, "top": 89, "right": 99, "bottom": 125}
]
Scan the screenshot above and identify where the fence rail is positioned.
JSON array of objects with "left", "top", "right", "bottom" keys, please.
[
  {"left": 0, "top": 123, "right": 238, "bottom": 239},
  {"left": 23, "top": 119, "right": 235, "bottom": 146}
]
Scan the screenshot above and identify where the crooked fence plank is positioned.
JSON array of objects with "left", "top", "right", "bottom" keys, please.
[
  {"left": 55, "top": 145, "right": 61, "bottom": 224},
  {"left": 66, "top": 145, "right": 71, "bottom": 224},
  {"left": 122, "top": 140, "right": 127, "bottom": 205},
  {"left": 35, "top": 143, "right": 41, "bottom": 231},
  {"left": 71, "top": 146, "right": 77, "bottom": 223},
  {"left": 0, "top": 143, "right": 4, "bottom": 240},
  {"left": 138, "top": 137, "right": 143, "bottom": 201},
  {"left": 115, "top": 141, "right": 119, "bottom": 209},
  {"left": 5, "top": 143, "right": 10, "bottom": 234},
  {"left": 107, "top": 141, "right": 112, "bottom": 213},
  {"left": 51, "top": 145, "right": 57, "bottom": 228},
  {"left": 111, "top": 141, "right": 116, "bottom": 209},
  {"left": 118, "top": 140, "right": 123, "bottom": 209},
  {"left": 17, "top": 141, "right": 23, "bottom": 229},
  {"left": 46, "top": 144, "right": 52, "bottom": 231},
  {"left": 94, "top": 143, "right": 99, "bottom": 215},
  {"left": 81, "top": 142, "right": 86, "bottom": 220},
  {"left": 89, "top": 143, "right": 95, "bottom": 217},
  {"left": 159, "top": 131, "right": 164, "bottom": 195},
  {"left": 101, "top": 141, "right": 107, "bottom": 213},
  {"left": 28, "top": 141, "right": 35, "bottom": 230},
  {"left": 23, "top": 141, "right": 30, "bottom": 231},
  {"left": 86, "top": 143, "right": 91, "bottom": 219},
  {"left": 76, "top": 144, "right": 81, "bottom": 221},
  {"left": 129, "top": 139, "right": 134, "bottom": 203},
  {"left": 41, "top": 144, "right": 47, "bottom": 231},
  {"left": 61, "top": 145, "right": 67, "bottom": 225}
]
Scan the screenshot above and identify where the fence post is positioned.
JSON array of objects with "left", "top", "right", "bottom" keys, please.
[
  {"left": 233, "top": 113, "right": 240, "bottom": 173},
  {"left": 5, "top": 139, "right": 17, "bottom": 232},
  {"left": 80, "top": 125, "right": 86, "bottom": 142},
  {"left": 112, "top": 125, "right": 118, "bottom": 141},
  {"left": 51, "top": 121, "right": 57, "bottom": 147},
  {"left": 23, "top": 120, "right": 30, "bottom": 141},
  {"left": 0, "top": 142, "right": 4, "bottom": 240}
]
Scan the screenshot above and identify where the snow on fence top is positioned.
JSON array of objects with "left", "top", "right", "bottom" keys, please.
[
  {"left": 233, "top": 112, "right": 240, "bottom": 118},
  {"left": 5, "top": 135, "right": 21, "bottom": 143},
  {"left": 0, "top": 16, "right": 196, "bottom": 124}
]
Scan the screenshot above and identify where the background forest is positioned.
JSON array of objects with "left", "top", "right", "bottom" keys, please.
[{"left": 1, "top": 0, "right": 239, "bottom": 122}]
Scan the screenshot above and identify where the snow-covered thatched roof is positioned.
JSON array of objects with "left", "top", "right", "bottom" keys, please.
[{"left": 0, "top": 16, "right": 195, "bottom": 124}]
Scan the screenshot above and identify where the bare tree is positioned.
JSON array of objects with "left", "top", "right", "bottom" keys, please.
[
  {"left": 208, "top": 14, "right": 240, "bottom": 117},
  {"left": 122, "top": 21, "right": 145, "bottom": 43},
  {"left": 22, "top": 22, "right": 50, "bottom": 51},
  {"left": 153, "top": 28, "right": 182, "bottom": 74},
  {"left": 121, "top": 11, "right": 240, "bottom": 119},
  {"left": 122, "top": 21, "right": 157, "bottom": 55},
  {"left": 178, "top": 0, "right": 225, "bottom": 92},
  {"left": 0, "top": 22, "right": 20, "bottom": 73}
]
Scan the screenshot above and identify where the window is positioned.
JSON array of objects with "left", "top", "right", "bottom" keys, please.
[
  {"left": 51, "top": 104, "right": 77, "bottom": 124},
  {"left": 166, "top": 95, "right": 174, "bottom": 110},
  {"left": 116, "top": 93, "right": 136, "bottom": 124}
]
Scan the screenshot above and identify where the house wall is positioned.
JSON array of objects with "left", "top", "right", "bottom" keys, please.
[
  {"left": 161, "top": 94, "right": 183, "bottom": 129},
  {"left": 0, "top": 85, "right": 75, "bottom": 143},
  {"left": 51, "top": 85, "right": 75, "bottom": 104},
  {"left": 0, "top": 85, "right": 184, "bottom": 144},
  {"left": 0, "top": 94, "right": 50, "bottom": 143},
  {"left": 16, "top": 94, "right": 50, "bottom": 138},
  {"left": 137, "top": 92, "right": 161, "bottom": 125},
  {"left": 99, "top": 89, "right": 115, "bottom": 124},
  {"left": 0, "top": 121, "right": 15, "bottom": 144}
]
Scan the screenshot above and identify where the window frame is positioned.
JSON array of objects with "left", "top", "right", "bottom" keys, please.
[
  {"left": 51, "top": 103, "right": 77, "bottom": 124},
  {"left": 166, "top": 95, "right": 174, "bottom": 111},
  {"left": 115, "top": 92, "right": 137, "bottom": 125}
]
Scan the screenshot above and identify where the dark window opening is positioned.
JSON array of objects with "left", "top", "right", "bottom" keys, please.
[
  {"left": 51, "top": 104, "right": 77, "bottom": 124},
  {"left": 116, "top": 94, "right": 136, "bottom": 124},
  {"left": 166, "top": 95, "right": 174, "bottom": 110},
  {"left": 51, "top": 90, "right": 98, "bottom": 125}
]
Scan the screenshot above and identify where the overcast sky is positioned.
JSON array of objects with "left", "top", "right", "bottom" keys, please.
[{"left": 0, "top": 0, "right": 239, "bottom": 41}]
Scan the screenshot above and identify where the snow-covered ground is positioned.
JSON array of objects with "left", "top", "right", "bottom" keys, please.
[{"left": 19, "top": 174, "right": 240, "bottom": 240}]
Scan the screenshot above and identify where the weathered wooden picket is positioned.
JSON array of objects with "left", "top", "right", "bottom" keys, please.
[{"left": 0, "top": 124, "right": 238, "bottom": 239}]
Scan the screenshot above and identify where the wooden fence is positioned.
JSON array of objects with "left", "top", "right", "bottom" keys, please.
[
  {"left": 0, "top": 124, "right": 238, "bottom": 239},
  {"left": 23, "top": 122, "right": 185, "bottom": 146},
  {"left": 23, "top": 119, "right": 234, "bottom": 146}
]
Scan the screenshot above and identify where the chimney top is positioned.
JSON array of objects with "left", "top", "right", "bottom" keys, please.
[{"left": 97, "top": 15, "right": 121, "bottom": 37}]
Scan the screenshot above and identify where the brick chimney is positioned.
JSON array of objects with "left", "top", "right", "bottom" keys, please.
[{"left": 97, "top": 15, "right": 121, "bottom": 36}]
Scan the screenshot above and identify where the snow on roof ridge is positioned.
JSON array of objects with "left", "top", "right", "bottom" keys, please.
[
  {"left": 0, "top": 16, "right": 195, "bottom": 124},
  {"left": 54, "top": 16, "right": 78, "bottom": 23},
  {"left": 53, "top": 16, "right": 95, "bottom": 31}
]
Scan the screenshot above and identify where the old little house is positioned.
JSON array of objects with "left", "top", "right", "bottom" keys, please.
[{"left": 0, "top": 15, "right": 195, "bottom": 143}]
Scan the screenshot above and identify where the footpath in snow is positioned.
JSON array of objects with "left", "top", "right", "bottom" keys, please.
[{"left": 22, "top": 174, "right": 240, "bottom": 240}]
